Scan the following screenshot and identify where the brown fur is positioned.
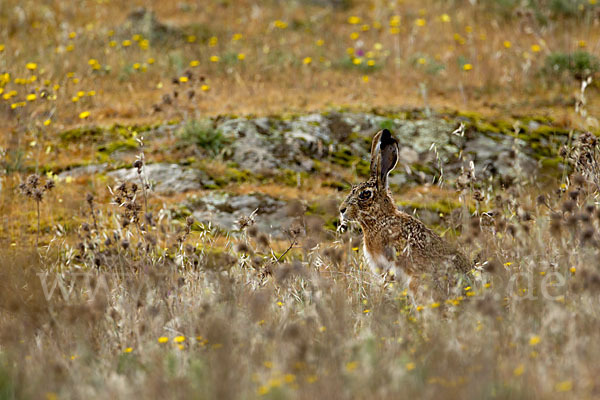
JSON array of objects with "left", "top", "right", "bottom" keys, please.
[{"left": 340, "top": 130, "right": 470, "bottom": 299}]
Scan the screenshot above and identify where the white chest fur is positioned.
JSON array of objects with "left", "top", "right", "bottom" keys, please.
[{"left": 363, "top": 243, "right": 412, "bottom": 285}]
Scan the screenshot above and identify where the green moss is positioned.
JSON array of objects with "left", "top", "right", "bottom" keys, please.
[
  {"left": 348, "top": 131, "right": 369, "bottom": 144},
  {"left": 311, "top": 159, "right": 323, "bottom": 172},
  {"left": 398, "top": 198, "right": 465, "bottom": 215},
  {"left": 355, "top": 160, "right": 371, "bottom": 177},
  {"left": 530, "top": 125, "right": 570, "bottom": 137},
  {"left": 321, "top": 180, "right": 349, "bottom": 191},
  {"left": 410, "top": 163, "right": 435, "bottom": 176},
  {"left": 170, "top": 204, "right": 192, "bottom": 220},
  {"left": 59, "top": 126, "right": 104, "bottom": 142},
  {"left": 323, "top": 216, "right": 340, "bottom": 232},
  {"left": 97, "top": 139, "right": 138, "bottom": 155},
  {"left": 59, "top": 123, "right": 159, "bottom": 143},
  {"left": 479, "top": 121, "right": 504, "bottom": 133},
  {"left": 329, "top": 146, "right": 358, "bottom": 167},
  {"left": 197, "top": 164, "right": 256, "bottom": 188},
  {"left": 456, "top": 110, "right": 485, "bottom": 122},
  {"left": 275, "top": 169, "right": 310, "bottom": 187},
  {"left": 493, "top": 119, "right": 515, "bottom": 133},
  {"left": 224, "top": 167, "right": 253, "bottom": 184},
  {"left": 305, "top": 202, "right": 324, "bottom": 216},
  {"left": 540, "top": 157, "right": 563, "bottom": 169}
]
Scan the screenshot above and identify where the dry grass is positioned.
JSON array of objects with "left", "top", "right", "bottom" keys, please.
[
  {"left": 1, "top": 0, "right": 600, "bottom": 134},
  {"left": 2, "top": 160, "right": 600, "bottom": 399}
]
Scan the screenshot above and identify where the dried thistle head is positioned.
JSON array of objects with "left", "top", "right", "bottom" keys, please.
[
  {"left": 133, "top": 159, "right": 143, "bottom": 173},
  {"left": 43, "top": 180, "right": 55, "bottom": 191},
  {"left": 19, "top": 174, "right": 55, "bottom": 202},
  {"left": 27, "top": 174, "right": 40, "bottom": 189},
  {"left": 237, "top": 209, "right": 257, "bottom": 231}
]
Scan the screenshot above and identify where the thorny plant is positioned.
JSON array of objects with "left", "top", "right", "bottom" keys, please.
[{"left": 18, "top": 174, "right": 55, "bottom": 247}]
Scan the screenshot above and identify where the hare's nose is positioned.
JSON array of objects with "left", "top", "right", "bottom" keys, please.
[{"left": 340, "top": 207, "right": 347, "bottom": 214}]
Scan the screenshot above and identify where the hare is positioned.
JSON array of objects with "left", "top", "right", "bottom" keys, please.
[{"left": 339, "top": 129, "right": 470, "bottom": 300}]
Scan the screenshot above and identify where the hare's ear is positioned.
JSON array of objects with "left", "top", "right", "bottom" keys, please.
[
  {"left": 370, "top": 130, "right": 384, "bottom": 178},
  {"left": 371, "top": 129, "right": 398, "bottom": 189}
]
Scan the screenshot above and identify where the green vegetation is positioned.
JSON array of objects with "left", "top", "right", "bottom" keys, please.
[
  {"left": 544, "top": 51, "right": 600, "bottom": 79},
  {"left": 177, "top": 119, "right": 229, "bottom": 156}
]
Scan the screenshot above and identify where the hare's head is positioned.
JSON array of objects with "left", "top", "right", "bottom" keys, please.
[{"left": 339, "top": 129, "right": 399, "bottom": 230}]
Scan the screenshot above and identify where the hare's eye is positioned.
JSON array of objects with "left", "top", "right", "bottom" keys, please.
[{"left": 359, "top": 189, "right": 372, "bottom": 200}]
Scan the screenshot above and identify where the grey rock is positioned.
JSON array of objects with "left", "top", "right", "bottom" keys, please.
[
  {"left": 58, "top": 164, "right": 108, "bottom": 178},
  {"left": 219, "top": 119, "right": 281, "bottom": 172},
  {"left": 189, "top": 192, "right": 290, "bottom": 236},
  {"left": 107, "top": 163, "right": 208, "bottom": 194}
]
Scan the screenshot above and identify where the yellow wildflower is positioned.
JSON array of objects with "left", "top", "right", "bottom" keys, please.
[
  {"left": 529, "top": 335, "right": 541, "bottom": 346},
  {"left": 257, "top": 386, "right": 269, "bottom": 395},
  {"left": 79, "top": 111, "right": 90, "bottom": 119},
  {"left": 513, "top": 364, "right": 525, "bottom": 376},
  {"left": 303, "top": 57, "right": 312, "bottom": 65},
  {"left": 555, "top": 380, "right": 573, "bottom": 392},
  {"left": 348, "top": 16, "right": 361, "bottom": 24},
  {"left": 345, "top": 361, "right": 358, "bottom": 372},
  {"left": 463, "top": 63, "right": 473, "bottom": 71},
  {"left": 274, "top": 20, "right": 288, "bottom": 29},
  {"left": 26, "top": 62, "right": 37, "bottom": 71}
]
